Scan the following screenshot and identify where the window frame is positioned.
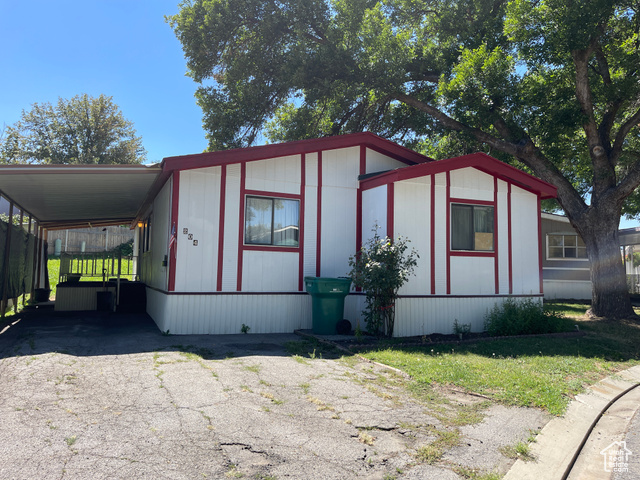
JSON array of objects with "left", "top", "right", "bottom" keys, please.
[
  {"left": 450, "top": 202, "right": 495, "bottom": 253},
  {"left": 243, "top": 194, "right": 301, "bottom": 249},
  {"left": 546, "top": 233, "right": 588, "bottom": 261}
]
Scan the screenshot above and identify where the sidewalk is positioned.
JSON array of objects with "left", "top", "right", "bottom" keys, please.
[{"left": 504, "top": 365, "right": 640, "bottom": 480}]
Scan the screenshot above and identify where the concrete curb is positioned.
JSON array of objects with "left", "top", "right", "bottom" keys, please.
[{"left": 504, "top": 365, "right": 640, "bottom": 480}]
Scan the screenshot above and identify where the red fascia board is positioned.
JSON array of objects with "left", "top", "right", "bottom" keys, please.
[
  {"left": 162, "top": 132, "right": 433, "bottom": 173},
  {"left": 135, "top": 133, "right": 433, "bottom": 226},
  {"left": 360, "top": 152, "right": 557, "bottom": 199}
]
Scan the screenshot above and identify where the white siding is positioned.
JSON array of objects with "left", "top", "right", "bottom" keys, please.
[
  {"left": 496, "top": 179, "right": 510, "bottom": 294},
  {"left": 433, "top": 173, "right": 448, "bottom": 294},
  {"left": 365, "top": 148, "right": 409, "bottom": 173},
  {"left": 361, "top": 186, "right": 387, "bottom": 243},
  {"left": 322, "top": 147, "right": 360, "bottom": 189},
  {"left": 394, "top": 178, "right": 431, "bottom": 295},
  {"left": 242, "top": 250, "right": 298, "bottom": 292},
  {"left": 221, "top": 164, "right": 241, "bottom": 291},
  {"left": 319, "top": 147, "right": 360, "bottom": 277},
  {"left": 345, "top": 294, "right": 542, "bottom": 337},
  {"left": 175, "top": 167, "right": 221, "bottom": 292},
  {"left": 449, "top": 167, "right": 494, "bottom": 202},
  {"left": 303, "top": 153, "right": 318, "bottom": 278},
  {"left": 246, "top": 154, "right": 301, "bottom": 194},
  {"left": 146, "top": 291, "right": 312, "bottom": 334},
  {"left": 393, "top": 296, "right": 543, "bottom": 337},
  {"left": 511, "top": 186, "right": 541, "bottom": 294},
  {"left": 450, "top": 257, "right": 495, "bottom": 295},
  {"left": 148, "top": 179, "right": 171, "bottom": 290}
]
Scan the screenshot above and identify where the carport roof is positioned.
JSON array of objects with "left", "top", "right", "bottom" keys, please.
[{"left": 0, "top": 164, "right": 162, "bottom": 229}]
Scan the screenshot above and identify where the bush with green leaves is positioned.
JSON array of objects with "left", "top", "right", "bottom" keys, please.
[
  {"left": 348, "top": 229, "right": 418, "bottom": 337},
  {"left": 484, "top": 298, "right": 571, "bottom": 337}
]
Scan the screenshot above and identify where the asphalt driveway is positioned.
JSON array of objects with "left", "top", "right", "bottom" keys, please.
[{"left": 0, "top": 310, "right": 548, "bottom": 479}]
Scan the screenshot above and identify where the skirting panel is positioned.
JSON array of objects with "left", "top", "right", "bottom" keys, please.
[
  {"left": 146, "top": 288, "right": 312, "bottom": 334},
  {"left": 543, "top": 280, "right": 592, "bottom": 300},
  {"left": 146, "top": 288, "right": 542, "bottom": 336},
  {"left": 345, "top": 294, "right": 543, "bottom": 337}
]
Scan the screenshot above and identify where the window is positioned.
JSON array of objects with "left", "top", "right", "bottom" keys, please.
[
  {"left": 451, "top": 204, "right": 494, "bottom": 251},
  {"left": 547, "top": 234, "right": 587, "bottom": 259},
  {"left": 244, "top": 196, "right": 300, "bottom": 247}
]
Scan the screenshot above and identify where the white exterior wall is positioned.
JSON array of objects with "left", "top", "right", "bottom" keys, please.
[
  {"left": 433, "top": 173, "right": 448, "bottom": 294},
  {"left": 319, "top": 148, "right": 359, "bottom": 278},
  {"left": 146, "top": 288, "right": 311, "bottom": 334},
  {"left": 175, "top": 167, "right": 221, "bottom": 292},
  {"left": 245, "top": 154, "right": 301, "bottom": 194},
  {"left": 510, "top": 185, "right": 541, "bottom": 294},
  {"left": 242, "top": 251, "right": 299, "bottom": 291},
  {"left": 344, "top": 294, "right": 543, "bottom": 336},
  {"left": 394, "top": 177, "right": 431, "bottom": 295},
  {"left": 145, "top": 179, "right": 171, "bottom": 290},
  {"left": 303, "top": 153, "right": 318, "bottom": 279},
  {"left": 365, "top": 148, "right": 409, "bottom": 174},
  {"left": 361, "top": 186, "right": 387, "bottom": 243},
  {"left": 449, "top": 168, "right": 494, "bottom": 201},
  {"left": 496, "top": 179, "right": 510, "bottom": 294},
  {"left": 221, "top": 164, "right": 241, "bottom": 291}
]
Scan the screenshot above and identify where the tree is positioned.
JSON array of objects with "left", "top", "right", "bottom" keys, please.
[
  {"left": 168, "top": 0, "right": 640, "bottom": 319},
  {"left": 1, "top": 94, "right": 146, "bottom": 165}
]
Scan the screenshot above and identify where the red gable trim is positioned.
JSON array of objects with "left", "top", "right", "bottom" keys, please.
[
  {"left": 135, "top": 133, "right": 432, "bottom": 227},
  {"left": 360, "top": 152, "right": 557, "bottom": 199},
  {"left": 163, "top": 132, "right": 432, "bottom": 173}
]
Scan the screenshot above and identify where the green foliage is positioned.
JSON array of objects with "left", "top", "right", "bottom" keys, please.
[
  {"left": 348, "top": 228, "right": 418, "bottom": 337},
  {"left": 627, "top": 251, "right": 640, "bottom": 268},
  {"left": 484, "top": 298, "right": 572, "bottom": 337},
  {"left": 110, "top": 239, "right": 134, "bottom": 256},
  {"left": 1, "top": 94, "right": 146, "bottom": 165},
  {"left": 452, "top": 319, "right": 472, "bottom": 337}
]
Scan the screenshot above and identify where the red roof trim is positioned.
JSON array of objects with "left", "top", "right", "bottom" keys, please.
[
  {"left": 360, "top": 152, "right": 557, "bottom": 199},
  {"left": 136, "top": 133, "right": 433, "bottom": 228},
  {"left": 162, "top": 132, "right": 432, "bottom": 173}
]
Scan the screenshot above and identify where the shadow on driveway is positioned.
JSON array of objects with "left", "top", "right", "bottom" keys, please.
[{"left": 0, "top": 307, "right": 307, "bottom": 360}]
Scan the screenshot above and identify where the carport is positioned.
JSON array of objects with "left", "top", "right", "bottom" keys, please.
[{"left": 0, "top": 163, "right": 162, "bottom": 316}]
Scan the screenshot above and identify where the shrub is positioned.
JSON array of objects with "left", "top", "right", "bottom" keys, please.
[
  {"left": 348, "top": 228, "right": 418, "bottom": 337},
  {"left": 484, "top": 298, "right": 571, "bottom": 336}
]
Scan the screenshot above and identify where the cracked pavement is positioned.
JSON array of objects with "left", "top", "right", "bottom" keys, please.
[{"left": 0, "top": 311, "right": 549, "bottom": 479}]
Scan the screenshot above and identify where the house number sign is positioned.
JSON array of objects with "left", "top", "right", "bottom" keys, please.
[{"left": 182, "top": 227, "right": 198, "bottom": 246}]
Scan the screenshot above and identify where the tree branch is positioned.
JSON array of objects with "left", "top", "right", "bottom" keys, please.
[
  {"left": 572, "top": 45, "right": 616, "bottom": 197},
  {"left": 393, "top": 92, "right": 588, "bottom": 218},
  {"left": 612, "top": 104, "right": 640, "bottom": 160}
]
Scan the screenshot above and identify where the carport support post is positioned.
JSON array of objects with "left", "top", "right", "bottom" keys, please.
[
  {"left": 30, "top": 221, "right": 39, "bottom": 297},
  {"left": 1, "top": 203, "right": 14, "bottom": 319},
  {"left": 19, "top": 210, "right": 25, "bottom": 311}
]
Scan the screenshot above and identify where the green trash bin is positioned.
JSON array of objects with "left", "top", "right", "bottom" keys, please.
[{"left": 304, "top": 277, "right": 352, "bottom": 335}]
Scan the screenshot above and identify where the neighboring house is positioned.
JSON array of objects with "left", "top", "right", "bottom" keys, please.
[
  {"left": 541, "top": 213, "right": 592, "bottom": 300},
  {"left": 136, "top": 133, "right": 556, "bottom": 336},
  {"left": 541, "top": 213, "right": 640, "bottom": 299}
]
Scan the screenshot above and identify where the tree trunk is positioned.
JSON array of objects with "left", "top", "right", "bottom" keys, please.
[{"left": 577, "top": 210, "right": 635, "bottom": 319}]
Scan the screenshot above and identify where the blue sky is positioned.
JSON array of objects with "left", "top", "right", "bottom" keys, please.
[{"left": 0, "top": 0, "right": 207, "bottom": 164}]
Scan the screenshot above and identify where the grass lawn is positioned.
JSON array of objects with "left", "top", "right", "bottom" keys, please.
[{"left": 360, "top": 303, "right": 640, "bottom": 415}]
